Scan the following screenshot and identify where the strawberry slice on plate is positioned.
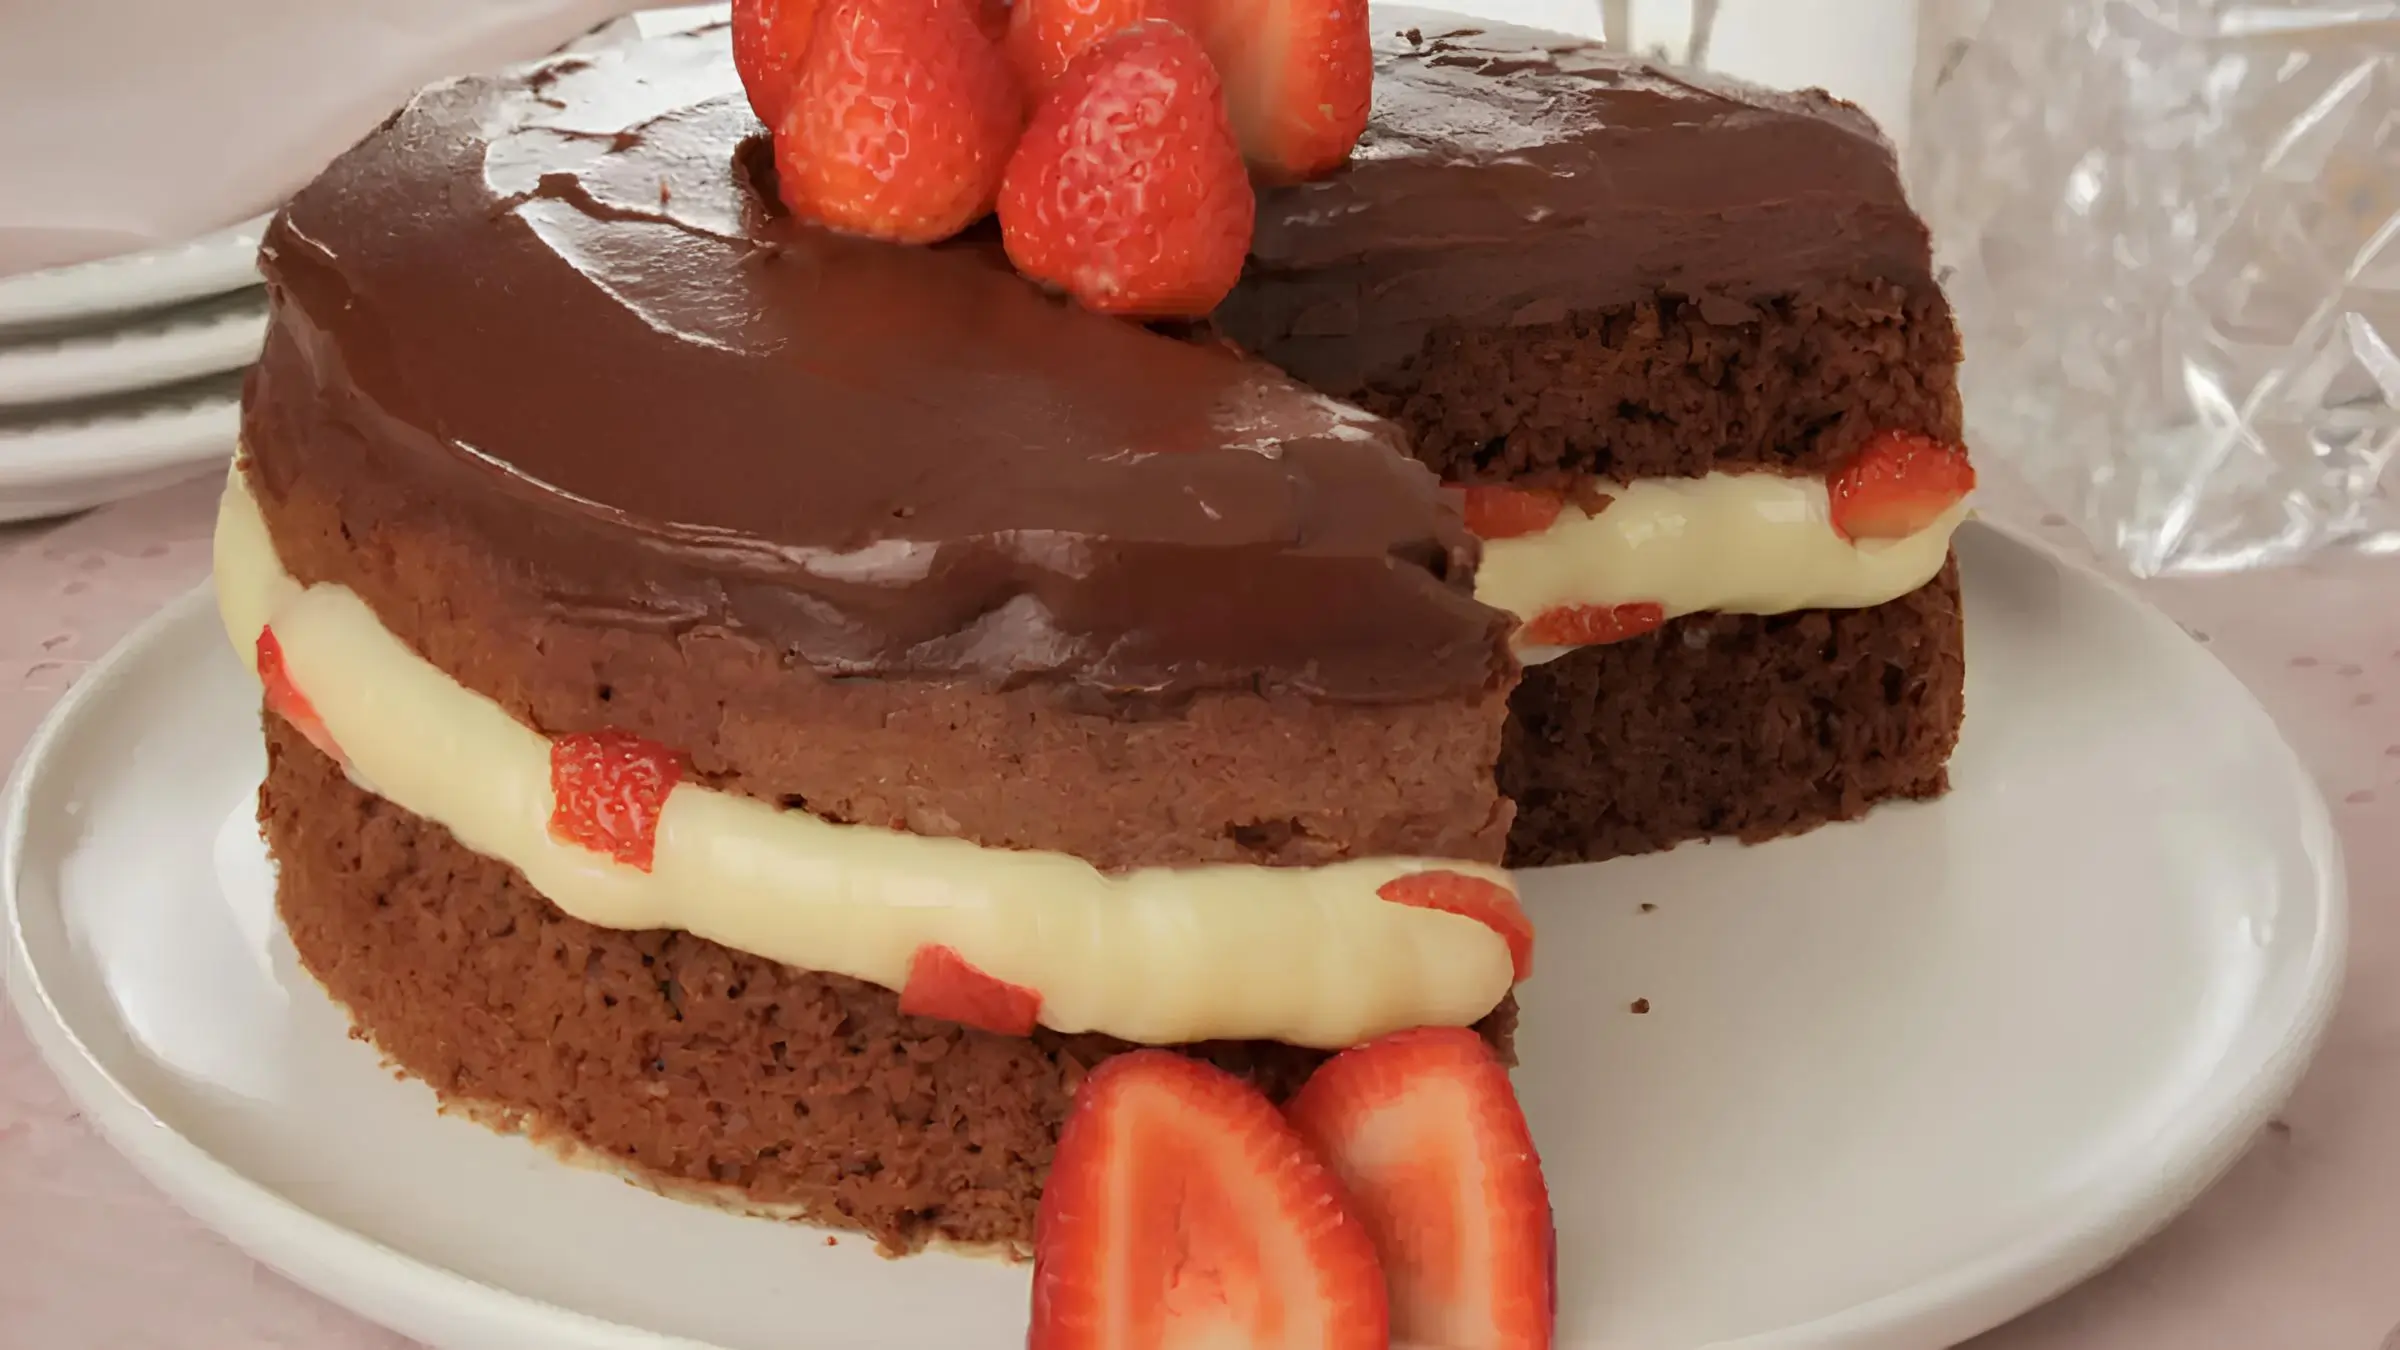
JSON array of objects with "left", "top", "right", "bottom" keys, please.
[
  {"left": 1288, "top": 1026, "right": 1556, "bottom": 1350},
  {"left": 1378, "top": 870, "right": 1534, "bottom": 983},
  {"left": 775, "top": 0, "right": 1025, "bottom": 245},
  {"left": 899, "top": 944, "right": 1044, "bottom": 1036},
  {"left": 1827, "top": 430, "right": 1976, "bottom": 542},
  {"left": 1000, "top": 20, "right": 1255, "bottom": 317},
  {"left": 1191, "top": 0, "right": 1373, "bottom": 182},
  {"left": 1031, "top": 1051, "right": 1387, "bottom": 1349},
  {"left": 549, "top": 730, "right": 683, "bottom": 872}
]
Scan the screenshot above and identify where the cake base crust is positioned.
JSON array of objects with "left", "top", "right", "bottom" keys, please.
[
  {"left": 1500, "top": 561, "right": 1965, "bottom": 867},
  {"left": 259, "top": 717, "right": 1517, "bottom": 1254}
]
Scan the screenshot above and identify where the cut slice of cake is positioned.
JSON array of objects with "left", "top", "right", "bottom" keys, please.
[{"left": 1218, "top": 10, "right": 1972, "bottom": 866}]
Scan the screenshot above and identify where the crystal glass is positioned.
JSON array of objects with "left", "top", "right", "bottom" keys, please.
[{"left": 1911, "top": 0, "right": 2400, "bottom": 575}]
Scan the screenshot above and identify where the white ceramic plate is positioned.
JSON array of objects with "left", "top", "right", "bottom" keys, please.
[
  {"left": 0, "top": 215, "right": 270, "bottom": 334},
  {"left": 0, "top": 374, "right": 238, "bottom": 524},
  {"left": 0, "top": 289, "right": 266, "bottom": 408},
  {"left": 1, "top": 522, "right": 2346, "bottom": 1350}
]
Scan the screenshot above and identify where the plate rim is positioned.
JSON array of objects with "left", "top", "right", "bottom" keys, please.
[
  {"left": 0, "top": 293, "right": 268, "bottom": 409},
  {"left": 0, "top": 520, "right": 2351, "bottom": 1350},
  {"left": 0, "top": 214, "right": 274, "bottom": 334},
  {"left": 2, "top": 583, "right": 703, "bottom": 1350}
]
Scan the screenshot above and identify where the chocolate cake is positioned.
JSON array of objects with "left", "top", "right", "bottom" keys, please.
[
  {"left": 214, "top": 4, "right": 1970, "bottom": 1255},
  {"left": 1218, "top": 12, "right": 1969, "bottom": 864}
]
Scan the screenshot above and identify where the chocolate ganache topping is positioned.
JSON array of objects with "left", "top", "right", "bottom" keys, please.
[
  {"left": 242, "top": 19, "right": 1509, "bottom": 703},
  {"left": 1214, "top": 7, "right": 1944, "bottom": 394}
]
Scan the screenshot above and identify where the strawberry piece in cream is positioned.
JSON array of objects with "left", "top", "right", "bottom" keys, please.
[
  {"left": 549, "top": 730, "right": 683, "bottom": 871},
  {"left": 256, "top": 627, "right": 342, "bottom": 765},
  {"left": 900, "top": 943, "right": 1044, "bottom": 1036},
  {"left": 1452, "top": 485, "right": 1563, "bottom": 540},
  {"left": 1378, "top": 871, "right": 1534, "bottom": 983},
  {"left": 1520, "top": 602, "right": 1667, "bottom": 649},
  {"left": 1828, "top": 430, "right": 1977, "bottom": 542}
]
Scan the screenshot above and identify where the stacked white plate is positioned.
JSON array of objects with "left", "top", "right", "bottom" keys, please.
[{"left": 0, "top": 218, "right": 269, "bottom": 523}]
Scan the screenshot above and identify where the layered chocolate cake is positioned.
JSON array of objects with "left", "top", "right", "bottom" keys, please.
[
  {"left": 214, "top": 1, "right": 1969, "bottom": 1261},
  {"left": 1220, "top": 13, "right": 1969, "bottom": 864}
]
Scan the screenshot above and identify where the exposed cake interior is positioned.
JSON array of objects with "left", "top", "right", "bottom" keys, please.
[{"left": 1218, "top": 12, "right": 1971, "bottom": 862}]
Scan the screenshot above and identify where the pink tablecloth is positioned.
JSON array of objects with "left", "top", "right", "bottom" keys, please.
[{"left": 2, "top": 474, "right": 2396, "bottom": 1348}]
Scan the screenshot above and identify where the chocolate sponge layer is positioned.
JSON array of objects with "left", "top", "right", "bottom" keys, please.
[
  {"left": 261, "top": 715, "right": 1520, "bottom": 1253},
  {"left": 1336, "top": 279, "right": 1963, "bottom": 487},
  {"left": 1501, "top": 561, "right": 1966, "bottom": 867}
]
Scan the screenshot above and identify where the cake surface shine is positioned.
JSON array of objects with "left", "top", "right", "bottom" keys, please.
[{"left": 251, "top": 23, "right": 1506, "bottom": 702}]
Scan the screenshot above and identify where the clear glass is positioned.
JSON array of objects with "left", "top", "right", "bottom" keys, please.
[{"left": 1911, "top": 0, "right": 2400, "bottom": 575}]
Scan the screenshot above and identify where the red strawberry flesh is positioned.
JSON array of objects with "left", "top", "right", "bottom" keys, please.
[
  {"left": 1454, "top": 485, "right": 1565, "bottom": 541},
  {"left": 1519, "top": 602, "right": 1667, "bottom": 649},
  {"left": 731, "top": 0, "right": 823, "bottom": 131},
  {"left": 1828, "top": 430, "right": 1976, "bottom": 542},
  {"left": 548, "top": 730, "right": 683, "bottom": 871},
  {"left": 256, "top": 627, "right": 342, "bottom": 765},
  {"left": 898, "top": 944, "right": 1043, "bottom": 1036},
  {"left": 776, "top": 0, "right": 1025, "bottom": 245},
  {"left": 1377, "top": 870, "right": 1534, "bottom": 983},
  {"left": 998, "top": 20, "right": 1255, "bottom": 318},
  {"left": 1288, "top": 1027, "right": 1556, "bottom": 1350},
  {"left": 1192, "top": 0, "right": 1373, "bottom": 182},
  {"left": 1031, "top": 1051, "right": 1388, "bottom": 1350},
  {"left": 1006, "top": 0, "right": 1200, "bottom": 92}
]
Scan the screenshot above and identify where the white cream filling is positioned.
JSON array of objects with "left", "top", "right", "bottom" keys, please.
[
  {"left": 213, "top": 472, "right": 1516, "bottom": 1050},
  {"left": 1472, "top": 473, "right": 1968, "bottom": 662}
]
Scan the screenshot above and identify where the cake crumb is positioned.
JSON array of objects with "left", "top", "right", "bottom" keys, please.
[
  {"left": 1630, "top": 998, "right": 1651, "bottom": 1014},
  {"left": 824, "top": 1235, "right": 839, "bottom": 1247},
  {"left": 1638, "top": 902, "right": 1657, "bottom": 914}
]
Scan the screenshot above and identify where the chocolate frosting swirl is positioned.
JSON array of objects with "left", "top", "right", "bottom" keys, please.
[{"left": 244, "top": 20, "right": 1509, "bottom": 703}]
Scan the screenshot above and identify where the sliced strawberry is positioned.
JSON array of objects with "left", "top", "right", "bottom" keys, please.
[
  {"left": 776, "top": 0, "right": 1025, "bottom": 245},
  {"left": 1191, "top": 0, "right": 1373, "bottom": 182},
  {"left": 1827, "top": 430, "right": 1976, "bottom": 542},
  {"left": 1287, "top": 1027, "right": 1556, "bottom": 1350},
  {"left": 256, "top": 627, "right": 342, "bottom": 766},
  {"left": 999, "top": 20, "right": 1255, "bottom": 318},
  {"left": 1378, "top": 871, "right": 1533, "bottom": 983},
  {"left": 1006, "top": 0, "right": 1200, "bottom": 92},
  {"left": 899, "top": 944, "right": 1044, "bottom": 1036},
  {"left": 1519, "top": 602, "right": 1666, "bottom": 649},
  {"left": 731, "top": 0, "right": 823, "bottom": 131},
  {"left": 549, "top": 730, "right": 683, "bottom": 872},
  {"left": 1031, "top": 1051, "right": 1387, "bottom": 1350},
  {"left": 1453, "top": 485, "right": 1564, "bottom": 540}
]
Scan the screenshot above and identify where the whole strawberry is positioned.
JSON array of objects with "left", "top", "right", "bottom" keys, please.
[
  {"left": 1005, "top": 0, "right": 1201, "bottom": 93},
  {"left": 998, "top": 20, "right": 1254, "bottom": 318},
  {"left": 1193, "top": 0, "right": 1373, "bottom": 182},
  {"left": 776, "top": 0, "right": 1025, "bottom": 245},
  {"left": 730, "top": 0, "right": 821, "bottom": 131}
]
